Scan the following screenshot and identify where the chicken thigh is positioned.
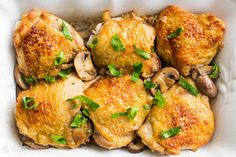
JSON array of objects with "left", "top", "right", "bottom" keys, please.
[
  {"left": 88, "top": 11, "right": 160, "bottom": 78},
  {"left": 83, "top": 75, "right": 153, "bottom": 149},
  {"left": 138, "top": 78, "right": 214, "bottom": 155},
  {"left": 14, "top": 9, "right": 86, "bottom": 79},
  {"left": 15, "top": 73, "right": 91, "bottom": 148},
  {"left": 156, "top": 5, "right": 225, "bottom": 75}
]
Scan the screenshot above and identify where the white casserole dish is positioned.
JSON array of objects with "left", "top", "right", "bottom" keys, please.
[{"left": 0, "top": 0, "right": 236, "bottom": 156}]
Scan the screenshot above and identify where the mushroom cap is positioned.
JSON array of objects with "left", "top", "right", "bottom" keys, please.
[
  {"left": 74, "top": 51, "right": 97, "bottom": 81},
  {"left": 151, "top": 67, "right": 179, "bottom": 95}
]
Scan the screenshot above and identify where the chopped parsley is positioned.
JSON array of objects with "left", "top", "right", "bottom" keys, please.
[
  {"left": 131, "top": 62, "right": 143, "bottom": 82},
  {"left": 178, "top": 76, "right": 199, "bottom": 96},
  {"left": 70, "top": 113, "right": 87, "bottom": 128},
  {"left": 67, "top": 95, "right": 100, "bottom": 111},
  {"left": 61, "top": 21, "right": 73, "bottom": 41},
  {"left": 144, "top": 80, "right": 156, "bottom": 89},
  {"left": 22, "top": 96, "right": 39, "bottom": 110},
  {"left": 111, "top": 106, "right": 138, "bottom": 120},
  {"left": 167, "top": 27, "right": 183, "bottom": 39},
  {"left": 160, "top": 126, "right": 181, "bottom": 139},
  {"left": 153, "top": 90, "right": 166, "bottom": 107},
  {"left": 54, "top": 51, "right": 65, "bottom": 66},
  {"left": 51, "top": 135, "right": 66, "bottom": 144},
  {"left": 111, "top": 34, "right": 126, "bottom": 51},
  {"left": 107, "top": 64, "right": 122, "bottom": 77},
  {"left": 209, "top": 62, "right": 219, "bottom": 79},
  {"left": 89, "top": 37, "right": 98, "bottom": 49}
]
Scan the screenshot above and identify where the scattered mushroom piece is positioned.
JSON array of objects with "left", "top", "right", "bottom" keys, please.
[
  {"left": 127, "top": 137, "right": 146, "bottom": 153},
  {"left": 150, "top": 67, "right": 179, "bottom": 95},
  {"left": 58, "top": 63, "right": 74, "bottom": 70},
  {"left": 192, "top": 66, "right": 217, "bottom": 98},
  {"left": 74, "top": 51, "right": 97, "bottom": 81},
  {"left": 191, "top": 66, "right": 212, "bottom": 80},
  {"left": 14, "top": 64, "right": 28, "bottom": 90}
]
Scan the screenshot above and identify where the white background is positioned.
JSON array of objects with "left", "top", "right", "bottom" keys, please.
[{"left": 0, "top": 0, "right": 236, "bottom": 156}]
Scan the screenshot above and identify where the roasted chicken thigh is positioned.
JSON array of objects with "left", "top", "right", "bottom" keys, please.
[
  {"left": 89, "top": 12, "right": 160, "bottom": 78},
  {"left": 83, "top": 75, "right": 153, "bottom": 149},
  {"left": 15, "top": 73, "right": 91, "bottom": 148},
  {"left": 156, "top": 5, "right": 225, "bottom": 75},
  {"left": 138, "top": 78, "right": 214, "bottom": 155},
  {"left": 14, "top": 9, "right": 86, "bottom": 79}
]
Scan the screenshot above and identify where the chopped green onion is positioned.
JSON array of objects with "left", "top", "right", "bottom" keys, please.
[
  {"left": 67, "top": 95, "right": 100, "bottom": 111},
  {"left": 44, "top": 75, "right": 56, "bottom": 83},
  {"left": 51, "top": 135, "right": 66, "bottom": 144},
  {"left": 54, "top": 51, "right": 65, "bottom": 66},
  {"left": 167, "top": 27, "right": 183, "bottom": 39},
  {"left": 209, "top": 62, "right": 219, "bottom": 79},
  {"left": 58, "top": 68, "right": 73, "bottom": 79},
  {"left": 111, "top": 34, "right": 126, "bottom": 51},
  {"left": 160, "top": 126, "right": 181, "bottom": 139},
  {"left": 22, "top": 75, "right": 37, "bottom": 86},
  {"left": 143, "top": 104, "right": 151, "bottom": 110},
  {"left": 61, "top": 21, "right": 73, "bottom": 41},
  {"left": 22, "top": 96, "right": 39, "bottom": 110},
  {"left": 153, "top": 90, "right": 166, "bottom": 107},
  {"left": 89, "top": 37, "right": 98, "bottom": 49},
  {"left": 111, "top": 112, "right": 128, "bottom": 119},
  {"left": 131, "top": 62, "right": 143, "bottom": 82},
  {"left": 70, "top": 113, "right": 87, "bottom": 128},
  {"left": 144, "top": 80, "right": 156, "bottom": 89},
  {"left": 82, "top": 109, "right": 89, "bottom": 117},
  {"left": 111, "top": 106, "right": 138, "bottom": 120},
  {"left": 107, "top": 64, "right": 122, "bottom": 77},
  {"left": 178, "top": 76, "right": 199, "bottom": 96},
  {"left": 135, "top": 49, "right": 151, "bottom": 59}
]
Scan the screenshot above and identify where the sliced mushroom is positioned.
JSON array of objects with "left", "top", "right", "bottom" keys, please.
[
  {"left": 192, "top": 67, "right": 218, "bottom": 98},
  {"left": 83, "top": 76, "right": 101, "bottom": 91},
  {"left": 150, "top": 67, "right": 179, "bottom": 95},
  {"left": 191, "top": 66, "right": 212, "bottom": 80},
  {"left": 127, "top": 137, "right": 146, "bottom": 153},
  {"left": 14, "top": 64, "right": 29, "bottom": 90},
  {"left": 74, "top": 51, "right": 97, "bottom": 81}
]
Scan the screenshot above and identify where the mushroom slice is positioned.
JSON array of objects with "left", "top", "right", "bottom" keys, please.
[
  {"left": 191, "top": 66, "right": 212, "bottom": 80},
  {"left": 127, "top": 137, "right": 146, "bottom": 153},
  {"left": 192, "top": 66, "right": 217, "bottom": 98},
  {"left": 74, "top": 51, "right": 97, "bottom": 81},
  {"left": 151, "top": 67, "right": 179, "bottom": 95},
  {"left": 14, "top": 64, "right": 28, "bottom": 90}
]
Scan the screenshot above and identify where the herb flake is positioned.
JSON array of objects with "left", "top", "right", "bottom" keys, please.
[
  {"left": 131, "top": 62, "right": 143, "bottom": 82},
  {"left": 111, "top": 34, "right": 126, "bottom": 51},
  {"left": 62, "top": 21, "right": 73, "bottom": 41},
  {"left": 178, "top": 76, "right": 199, "bottom": 96},
  {"left": 160, "top": 126, "right": 181, "bottom": 139},
  {"left": 107, "top": 64, "right": 122, "bottom": 77},
  {"left": 167, "top": 27, "right": 183, "bottom": 39},
  {"left": 51, "top": 135, "right": 67, "bottom": 144},
  {"left": 67, "top": 95, "right": 100, "bottom": 111}
]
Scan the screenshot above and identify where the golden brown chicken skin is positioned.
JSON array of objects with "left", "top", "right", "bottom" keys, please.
[
  {"left": 83, "top": 75, "right": 153, "bottom": 149},
  {"left": 14, "top": 9, "right": 86, "bottom": 79},
  {"left": 156, "top": 5, "right": 225, "bottom": 75},
  {"left": 90, "top": 12, "right": 160, "bottom": 78},
  {"left": 15, "top": 73, "right": 91, "bottom": 148},
  {"left": 138, "top": 78, "right": 214, "bottom": 155}
]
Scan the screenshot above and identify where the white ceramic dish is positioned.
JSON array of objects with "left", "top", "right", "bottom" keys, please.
[{"left": 0, "top": 0, "right": 236, "bottom": 157}]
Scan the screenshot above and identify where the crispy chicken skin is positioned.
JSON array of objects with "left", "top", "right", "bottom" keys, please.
[
  {"left": 91, "top": 13, "right": 159, "bottom": 78},
  {"left": 84, "top": 75, "right": 153, "bottom": 149},
  {"left": 15, "top": 73, "right": 91, "bottom": 148},
  {"left": 156, "top": 5, "right": 225, "bottom": 75},
  {"left": 138, "top": 78, "right": 214, "bottom": 155},
  {"left": 14, "top": 9, "right": 86, "bottom": 79}
]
